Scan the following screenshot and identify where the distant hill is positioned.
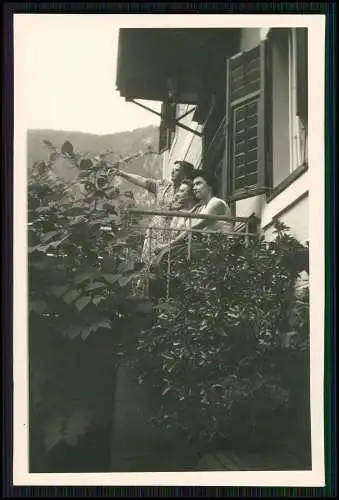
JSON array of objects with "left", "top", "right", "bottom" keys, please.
[{"left": 27, "top": 126, "right": 163, "bottom": 208}]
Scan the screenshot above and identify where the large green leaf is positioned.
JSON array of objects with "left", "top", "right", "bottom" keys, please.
[
  {"left": 48, "top": 152, "right": 59, "bottom": 163},
  {"left": 61, "top": 141, "right": 74, "bottom": 155},
  {"left": 63, "top": 289, "right": 82, "bottom": 304},
  {"left": 49, "top": 234, "right": 70, "bottom": 248},
  {"left": 41, "top": 230, "right": 62, "bottom": 243},
  {"left": 80, "top": 318, "right": 112, "bottom": 340},
  {"left": 49, "top": 285, "right": 69, "bottom": 298},
  {"left": 73, "top": 273, "right": 98, "bottom": 285},
  {"left": 33, "top": 243, "right": 52, "bottom": 253},
  {"left": 92, "top": 295, "right": 106, "bottom": 306},
  {"left": 79, "top": 158, "right": 93, "bottom": 170},
  {"left": 102, "top": 274, "right": 120, "bottom": 284},
  {"left": 97, "top": 319, "right": 112, "bottom": 329},
  {"left": 69, "top": 215, "right": 86, "bottom": 226},
  {"left": 118, "top": 275, "right": 132, "bottom": 287},
  {"left": 84, "top": 282, "right": 105, "bottom": 292},
  {"left": 80, "top": 325, "right": 94, "bottom": 340},
  {"left": 74, "top": 295, "right": 92, "bottom": 312},
  {"left": 64, "top": 323, "right": 84, "bottom": 340}
]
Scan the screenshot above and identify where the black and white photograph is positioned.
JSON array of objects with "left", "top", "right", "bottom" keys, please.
[{"left": 13, "top": 14, "right": 325, "bottom": 486}]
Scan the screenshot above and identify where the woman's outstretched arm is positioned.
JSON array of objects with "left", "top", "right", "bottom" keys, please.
[{"left": 114, "top": 170, "right": 157, "bottom": 194}]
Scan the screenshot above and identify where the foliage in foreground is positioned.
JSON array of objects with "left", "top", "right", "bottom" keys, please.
[
  {"left": 126, "top": 224, "right": 310, "bottom": 450},
  {"left": 28, "top": 140, "right": 155, "bottom": 453},
  {"left": 28, "top": 138, "right": 310, "bottom": 465}
]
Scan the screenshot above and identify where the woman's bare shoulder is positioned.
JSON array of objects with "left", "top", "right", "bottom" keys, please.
[{"left": 206, "top": 197, "right": 229, "bottom": 214}]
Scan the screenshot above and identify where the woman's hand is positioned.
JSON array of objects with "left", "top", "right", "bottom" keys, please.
[
  {"left": 151, "top": 245, "right": 170, "bottom": 266},
  {"left": 109, "top": 167, "right": 121, "bottom": 177},
  {"left": 154, "top": 244, "right": 168, "bottom": 255}
]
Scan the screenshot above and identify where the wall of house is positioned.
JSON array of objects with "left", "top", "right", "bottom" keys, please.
[
  {"left": 261, "top": 170, "right": 309, "bottom": 243},
  {"left": 235, "top": 28, "right": 309, "bottom": 242},
  {"left": 263, "top": 193, "right": 309, "bottom": 243},
  {"left": 239, "top": 28, "right": 261, "bottom": 51},
  {"left": 162, "top": 104, "right": 203, "bottom": 179},
  {"left": 271, "top": 31, "right": 291, "bottom": 186}
]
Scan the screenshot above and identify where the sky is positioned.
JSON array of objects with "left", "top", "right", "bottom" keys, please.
[
  {"left": 14, "top": 14, "right": 311, "bottom": 137},
  {"left": 14, "top": 15, "right": 161, "bottom": 135}
]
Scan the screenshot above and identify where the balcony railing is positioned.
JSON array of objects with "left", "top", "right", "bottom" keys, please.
[{"left": 126, "top": 208, "right": 260, "bottom": 300}]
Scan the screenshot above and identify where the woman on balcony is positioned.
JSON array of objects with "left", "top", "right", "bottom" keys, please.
[
  {"left": 112, "top": 160, "right": 195, "bottom": 266},
  {"left": 148, "top": 178, "right": 199, "bottom": 298},
  {"left": 168, "top": 178, "right": 199, "bottom": 238},
  {"left": 153, "top": 170, "right": 233, "bottom": 264}
]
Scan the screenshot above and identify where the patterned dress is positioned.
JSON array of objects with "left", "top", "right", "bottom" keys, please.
[{"left": 141, "top": 179, "right": 175, "bottom": 266}]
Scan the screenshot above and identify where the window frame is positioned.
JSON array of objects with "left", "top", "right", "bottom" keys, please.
[
  {"left": 158, "top": 102, "right": 176, "bottom": 154},
  {"left": 266, "top": 27, "right": 309, "bottom": 203},
  {"left": 224, "top": 41, "right": 269, "bottom": 202}
]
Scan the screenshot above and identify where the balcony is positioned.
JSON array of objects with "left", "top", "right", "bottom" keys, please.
[{"left": 125, "top": 208, "right": 260, "bottom": 300}]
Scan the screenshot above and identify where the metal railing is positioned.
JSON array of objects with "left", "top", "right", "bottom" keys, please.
[{"left": 127, "top": 208, "right": 260, "bottom": 300}]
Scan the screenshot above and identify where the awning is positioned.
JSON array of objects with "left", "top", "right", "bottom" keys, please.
[{"left": 116, "top": 28, "right": 240, "bottom": 104}]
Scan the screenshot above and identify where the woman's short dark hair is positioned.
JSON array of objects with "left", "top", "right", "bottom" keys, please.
[
  {"left": 193, "top": 169, "right": 219, "bottom": 195},
  {"left": 174, "top": 160, "right": 195, "bottom": 179}
]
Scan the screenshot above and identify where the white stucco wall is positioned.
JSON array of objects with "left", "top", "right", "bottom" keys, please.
[
  {"left": 165, "top": 104, "right": 203, "bottom": 173},
  {"left": 262, "top": 169, "right": 309, "bottom": 242},
  {"left": 239, "top": 28, "right": 261, "bottom": 52},
  {"left": 263, "top": 194, "right": 309, "bottom": 243}
]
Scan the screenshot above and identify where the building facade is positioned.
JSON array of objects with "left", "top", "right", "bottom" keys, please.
[
  {"left": 159, "top": 28, "right": 308, "bottom": 243},
  {"left": 114, "top": 27, "right": 310, "bottom": 468},
  {"left": 116, "top": 26, "right": 309, "bottom": 244}
]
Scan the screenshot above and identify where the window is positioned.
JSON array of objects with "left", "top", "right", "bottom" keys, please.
[
  {"left": 225, "top": 28, "right": 308, "bottom": 201},
  {"left": 200, "top": 95, "right": 226, "bottom": 193},
  {"left": 158, "top": 102, "right": 176, "bottom": 154},
  {"left": 193, "top": 92, "right": 227, "bottom": 197},
  {"left": 294, "top": 28, "right": 308, "bottom": 166},
  {"left": 269, "top": 28, "right": 308, "bottom": 188},
  {"left": 225, "top": 44, "right": 267, "bottom": 201}
]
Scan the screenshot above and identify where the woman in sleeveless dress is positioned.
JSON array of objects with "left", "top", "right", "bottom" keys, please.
[{"left": 153, "top": 170, "right": 233, "bottom": 263}]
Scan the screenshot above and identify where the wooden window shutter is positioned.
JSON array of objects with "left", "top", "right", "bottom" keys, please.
[
  {"left": 225, "top": 42, "right": 269, "bottom": 200},
  {"left": 165, "top": 102, "right": 177, "bottom": 132},
  {"left": 158, "top": 118, "right": 169, "bottom": 154},
  {"left": 158, "top": 102, "right": 176, "bottom": 154}
]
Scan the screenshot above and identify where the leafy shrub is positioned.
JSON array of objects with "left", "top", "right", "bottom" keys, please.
[
  {"left": 126, "top": 223, "right": 310, "bottom": 450},
  {"left": 28, "top": 141, "right": 155, "bottom": 455}
]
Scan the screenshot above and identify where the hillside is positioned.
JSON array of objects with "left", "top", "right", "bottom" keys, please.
[{"left": 27, "top": 126, "right": 163, "bottom": 208}]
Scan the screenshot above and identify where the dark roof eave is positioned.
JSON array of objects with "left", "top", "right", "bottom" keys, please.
[{"left": 116, "top": 28, "right": 241, "bottom": 103}]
